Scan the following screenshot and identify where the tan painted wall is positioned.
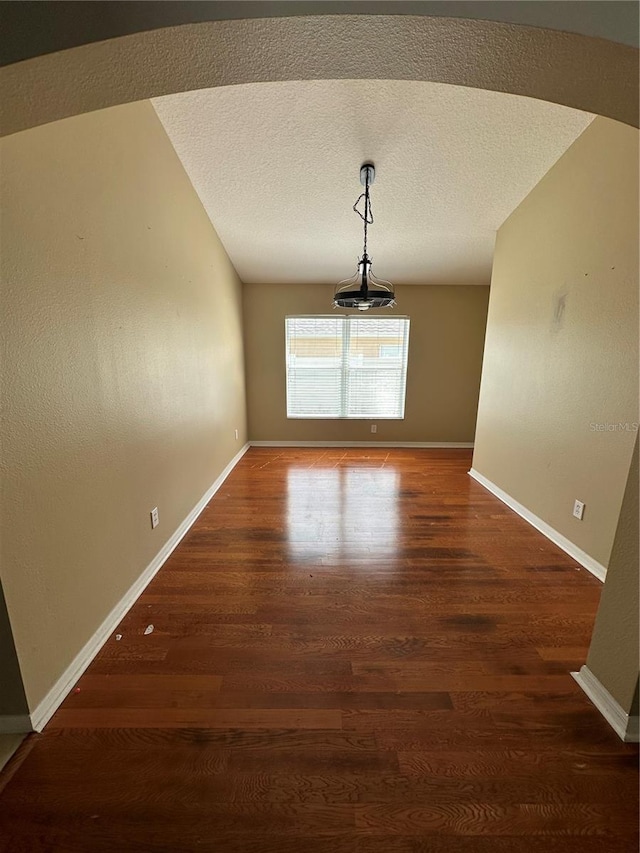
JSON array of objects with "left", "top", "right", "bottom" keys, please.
[
  {"left": 472, "top": 117, "right": 639, "bottom": 569},
  {"left": 587, "top": 436, "right": 639, "bottom": 714},
  {"left": 243, "top": 284, "right": 489, "bottom": 443},
  {"left": 0, "top": 735, "right": 25, "bottom": 773},
  {"left": 0, "top": 101, "right": 247, "bottom": 711}
]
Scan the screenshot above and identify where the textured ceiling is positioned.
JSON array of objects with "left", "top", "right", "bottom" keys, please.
[{"left": 153, "top": 80, "right": 593, "bottom": 285}]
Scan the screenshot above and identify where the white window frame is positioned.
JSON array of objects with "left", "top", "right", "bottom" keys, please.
[{"left": 285, "top": 315, "right": 410, "bottom": 420}]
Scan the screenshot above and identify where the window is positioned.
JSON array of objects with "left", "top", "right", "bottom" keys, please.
[{"left": 285, "top": 316, "right": 410, "bottom": 419}]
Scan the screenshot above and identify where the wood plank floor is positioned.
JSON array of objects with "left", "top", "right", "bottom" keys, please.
[{"left": 1, "top": 448, "right": 638, "bottom": 851}]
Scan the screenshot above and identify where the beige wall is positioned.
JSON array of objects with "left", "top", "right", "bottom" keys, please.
[
  {"left": 0, "top": 735, "right": 25, "bottom": 773},
  {"left": 472, "top": 117, "right": 639, "bottom": 569},
  {"left": 243, "top": 283, "right": 489, "bottom": 443},
  {"left": 587, "top": 436, "right": 639, "bottom": 715},
  {"left": 0, "top": 101, "right": 247, "bottom": 711}
]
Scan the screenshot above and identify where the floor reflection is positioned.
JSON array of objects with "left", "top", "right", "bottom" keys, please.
[{"left": 285, "top": 463, "right": 399, "bottom": 562}]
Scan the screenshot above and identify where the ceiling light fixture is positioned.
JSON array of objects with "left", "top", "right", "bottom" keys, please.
[{"left": 333, "top": 163, "right": 395, "bottom": 312}]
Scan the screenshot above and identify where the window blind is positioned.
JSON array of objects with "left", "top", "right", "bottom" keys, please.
[{"left": 285, "top": 316, "right": 410, "bottom": 419}]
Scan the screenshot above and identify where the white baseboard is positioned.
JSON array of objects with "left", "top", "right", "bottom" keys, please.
[
  {"left": 250, "top": 441, "right": 474, "bottom": 448},
  {"left": 0, "top": 715, "right": 32, "bottom": 734},
  {"left": 468, "top": 468, "right": 607, "bottom": 582},
  {"left": 572, "top": 665, "right": 639, "bottom": 742},
  {"left": 29, "top": 443, "right": 250, "bottom": 733}
]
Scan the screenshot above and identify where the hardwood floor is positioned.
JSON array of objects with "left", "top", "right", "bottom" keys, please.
[{"left": 1, "top": 448, "right": 637, "bottom": 851}]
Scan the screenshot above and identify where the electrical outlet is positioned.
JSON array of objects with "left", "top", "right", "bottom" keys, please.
[
  {"left": 234, "top": 429, "right": 239, "bottom": 440},
  {"left": 572, "top": 500, "right": 585, "bottom": 521},
  {"left": 371, "top": 425, "right": 377, "bottom": 434},
  {"left": 150, "top": 507, "right": 159, "bottom": 529}
]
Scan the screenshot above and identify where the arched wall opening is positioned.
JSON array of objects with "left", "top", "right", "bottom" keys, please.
[{"left": 1, "top": 15, "right": 638, "bottom": 137}]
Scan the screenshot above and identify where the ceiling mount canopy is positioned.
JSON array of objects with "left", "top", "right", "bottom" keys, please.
[{"left": 333, "top": 162, "right": 395, "bottom": 311}]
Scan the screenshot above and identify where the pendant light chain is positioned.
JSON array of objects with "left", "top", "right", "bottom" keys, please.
[{"left": 353, "top": 168, "right": 374, "bottom": 258}]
